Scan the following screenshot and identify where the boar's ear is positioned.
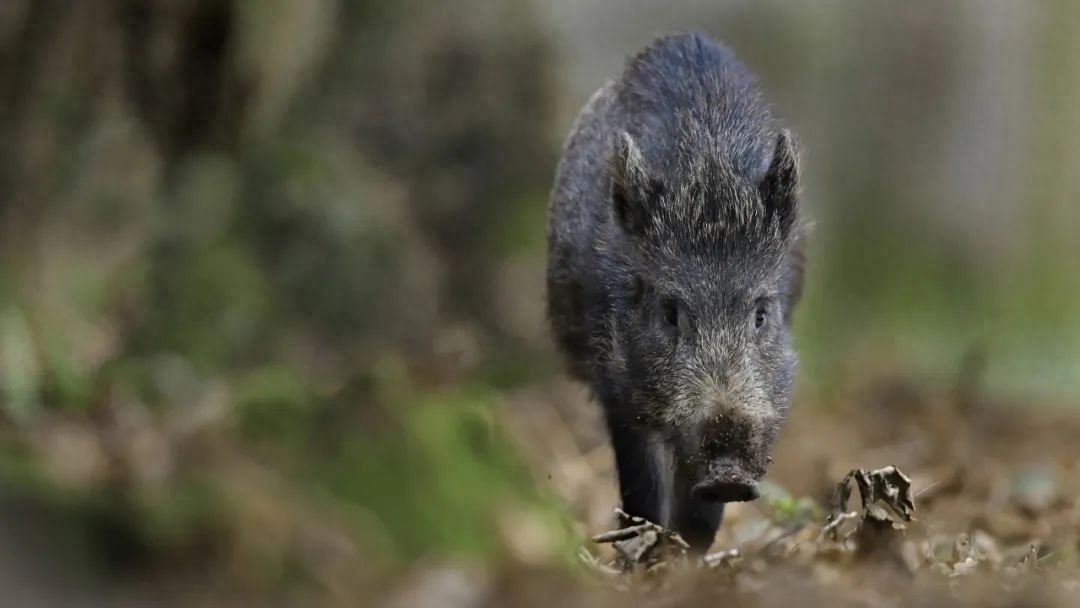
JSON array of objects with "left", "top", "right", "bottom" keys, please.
[
  {"left": 759, "top": 129, "right": 800, "bottom": 235},
  {"left": 783, "top": 224, "right": 807, "bottom": 324},
  {"left": 609, "top": 131, "right": 652, "bottom": 235}
]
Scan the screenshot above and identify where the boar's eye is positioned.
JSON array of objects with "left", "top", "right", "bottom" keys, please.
[
  {"left": 660, "top": 298, "right": 680, "bottom": 332},
  {"left": 754, "top": 302, "right": 768, "bottom": 330}
]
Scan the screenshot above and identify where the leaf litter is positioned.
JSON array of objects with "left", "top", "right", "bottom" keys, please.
[
  {"left": 302, "top": 363, "right": 1080, "bottom": 608},
  {"left": 411, "top": 372, "right": 1080, "bottom": 607},
  {"left": 576, "top": 458, "right": 1080, "bottom": 607}
]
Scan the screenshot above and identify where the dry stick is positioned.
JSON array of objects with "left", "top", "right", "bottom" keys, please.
[
  {"left": 914, "top": 479, "right": 944, "bottom": 500},
  {"left": 819, "top": 511, "right": 861, "bottom": 542},
  {"left": 755, "top": 521, "right": 807, "bottom": 556},
  {"left": 669, "top": 533, "right": 690, "bottom": 550},
  {"left": 592, "top": 523, "right": 656, "bottom": 543},
  {"left": 578, "top": 547, "right": 622, "bottom": 577},
  {"left": 703, "top": 548, "right": 741, "bottom": 568}
]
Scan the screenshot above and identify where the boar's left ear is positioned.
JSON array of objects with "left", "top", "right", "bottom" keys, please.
[{"left": 759, "top": 129, "right": 800, "bottom": 235}]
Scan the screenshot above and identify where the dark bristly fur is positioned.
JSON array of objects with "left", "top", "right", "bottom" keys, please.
[{"left": 546, "top": 33, "right": 806, "bottom": 552}]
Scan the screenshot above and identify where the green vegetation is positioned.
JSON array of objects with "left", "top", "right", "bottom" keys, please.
[{"left": 0, "top": 1, "right": 1078, "bottom": 605}]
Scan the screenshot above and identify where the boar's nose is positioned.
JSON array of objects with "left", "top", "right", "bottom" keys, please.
[
  {"left": 691, "top": 459, "right": 762, "bottom": 502},
  {"left": 691, "top": 478, "right": 761, "bottom": 503}
]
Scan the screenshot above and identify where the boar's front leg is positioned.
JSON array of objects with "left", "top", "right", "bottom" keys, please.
[
  {"left": 673, "top": 471, "right": 724, "bottom": 552},
  {"left": 605, "top": 417, "right": 668, "bottom": 529}
]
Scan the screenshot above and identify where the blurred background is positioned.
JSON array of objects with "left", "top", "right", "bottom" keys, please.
[{"left": 0, "top": 0, "right": 1078, "bottom": 605}]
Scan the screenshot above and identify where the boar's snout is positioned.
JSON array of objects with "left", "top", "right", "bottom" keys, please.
[
  {"left": 690, "top": 460, "right": 762, "bottom": 503},
  {"left": 692, "top": 479, "right": 760, "bottom": 502}
]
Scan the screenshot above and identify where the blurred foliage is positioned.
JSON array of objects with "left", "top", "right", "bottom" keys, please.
[
  {"left": 0, "top": 0, "right": 1079, "bottom": 604},
  {"left": 0, "top": 0, "right": 570, "bottom": 598}
]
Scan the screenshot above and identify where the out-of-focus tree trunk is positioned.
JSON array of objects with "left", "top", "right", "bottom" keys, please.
[{"left": 116, "top": 0, "right": 254, "bottom": 174}]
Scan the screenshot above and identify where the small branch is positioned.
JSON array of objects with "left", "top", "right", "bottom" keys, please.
[
  {"left": 819, "top": 511, "right": 860, "bottom": 542},
  {"left": 592, "top": 523, "right": 654, "bottom": 544}
]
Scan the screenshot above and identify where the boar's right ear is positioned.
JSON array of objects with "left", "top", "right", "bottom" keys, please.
[{"left": 609, "top": 131, "right": 652, "bottom": 235}]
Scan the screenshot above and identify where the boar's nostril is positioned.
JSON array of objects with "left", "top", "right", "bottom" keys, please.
[{"left": 691, "top": 479, "right": 761, "bottom": 503}]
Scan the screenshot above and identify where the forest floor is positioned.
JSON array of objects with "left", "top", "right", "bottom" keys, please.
[
  {"left": 4, "top": 360, "right": 1080, "bottom": 608},
  {"left": 484, "top": 363, "right": 1080, "bottom": 608}
]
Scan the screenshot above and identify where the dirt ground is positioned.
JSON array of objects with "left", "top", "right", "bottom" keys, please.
[
  {"left": 5, "top": 362, "right": 1079, "bottom": 608},
  {"left": 483, "top": 364, "right": 1080, "bottom": 608}
]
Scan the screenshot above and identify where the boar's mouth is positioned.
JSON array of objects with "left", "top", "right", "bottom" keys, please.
[{"left": 690, "top": 462, "right": 762, "bottom": 503}]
